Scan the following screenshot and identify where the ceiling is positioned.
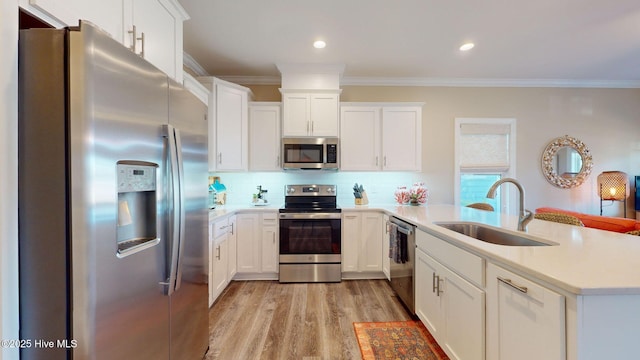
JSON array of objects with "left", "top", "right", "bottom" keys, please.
[{"left": 178, "top": 0, "right": 640, "bottom": 87}]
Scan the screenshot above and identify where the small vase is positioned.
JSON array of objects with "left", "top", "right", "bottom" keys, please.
[{"left": 409, "top": 199, "right": 420, "bottom": 206}]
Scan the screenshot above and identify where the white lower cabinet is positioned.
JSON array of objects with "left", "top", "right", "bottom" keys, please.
[
  {"left": 209, "top": 215, "right": 233, "bottom": 306},
  {"left": 382, "top": 214, "right": 390, "bottom": 280},
  {"left": 486, "top": 262, "right": 565, "bottom": 360},
  {"left": 227, "top": 215, "right": 237, "bottom": 279},
  {"left": 236, "top": 213, "right": 261, "bottom": 273},
  {"left": 236, "top": 212, "right": 279, "bottom": 279},
  {"left": 415, "top": 230, "right": 485, "bottom": 360},
  {"left": 341, "top": 211, "right": 384, "bottom": 277},
  {"left": 261, "top": 213, "right": 279, "bottom": 273}
]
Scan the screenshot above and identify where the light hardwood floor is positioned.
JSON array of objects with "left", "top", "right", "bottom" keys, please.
[{"left": 206, "top": 280, "right": 414, "bottom": 360}]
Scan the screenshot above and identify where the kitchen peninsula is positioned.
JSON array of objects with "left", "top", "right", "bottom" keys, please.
[{"left": 210, "top": 203, "right": 640, "bottom": 360}]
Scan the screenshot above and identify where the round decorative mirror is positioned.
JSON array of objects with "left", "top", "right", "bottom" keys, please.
[{"left": 541, "top": 135, "right": 593, "bottom": 189}]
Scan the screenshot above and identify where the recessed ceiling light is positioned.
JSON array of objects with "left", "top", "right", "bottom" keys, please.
[
  {"left": 313, "top": 40, "right": 326, "bottom": 49},
  {"left": 459, "top": 42, "right": 475, "bottom": 51}
]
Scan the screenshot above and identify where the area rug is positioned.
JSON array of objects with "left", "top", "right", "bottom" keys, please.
[{"left": 353, "top": 320, "right": 449, "bottom": 360}]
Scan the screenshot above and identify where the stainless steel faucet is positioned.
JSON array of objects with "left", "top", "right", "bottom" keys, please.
[{"left": 486, "top": 178, "right": 533, "bottom": 231}]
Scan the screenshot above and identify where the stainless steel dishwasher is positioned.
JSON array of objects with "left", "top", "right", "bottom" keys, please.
[{"left": 388, "top": 216, "right": 416, "bottom": 314}]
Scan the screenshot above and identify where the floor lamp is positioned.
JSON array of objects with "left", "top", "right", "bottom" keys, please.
[{"left": 597, "top": 171, "right": 628, "bottom": 217}]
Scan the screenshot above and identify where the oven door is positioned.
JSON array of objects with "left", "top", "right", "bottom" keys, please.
[
  {"left": 279, "top": 212, "right": 342, "bottom": 282},
  {"left": 279, "top": 213, "right": 341, "bottom": 263}
]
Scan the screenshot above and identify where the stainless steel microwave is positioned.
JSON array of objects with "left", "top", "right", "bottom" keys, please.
[{"left": 282, "top": 137, "right": 339, "bottom": 170}]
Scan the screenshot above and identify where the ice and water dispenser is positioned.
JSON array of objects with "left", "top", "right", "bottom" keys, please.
[{"left": 116, "top": 161, "right": 159, "bottom": 257}]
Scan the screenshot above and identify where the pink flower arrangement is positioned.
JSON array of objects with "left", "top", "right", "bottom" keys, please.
[
  {"left": 395, "top": 183, "right": 428, "bottom": 205},
  {"left": 409, "top": 182, "right": 428, "bottom": 204},
  {"left": 394, "top": 186, "right": 410, "bottom": 204}
]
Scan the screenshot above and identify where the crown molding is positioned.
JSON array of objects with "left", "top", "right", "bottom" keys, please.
[
  {"left": 340, "top": 77, "right": 640, "bottom": 88},
  {"left": 209, "top": 75, "right": 640, "bottom": 89},
  {"left": 183, "top": 52, "right": 209, "bottom": 77}
]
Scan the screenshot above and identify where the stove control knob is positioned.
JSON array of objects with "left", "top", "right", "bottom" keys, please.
[
  {"left": 327, "top": 187, "right": 335, "bottom": 193},
  {"left": 287, "top": 187, "right": 295, "bottom": 194}
]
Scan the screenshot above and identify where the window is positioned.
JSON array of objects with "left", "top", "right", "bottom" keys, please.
[{"left": 454, "top": 118, "right": 516, "bottom": 213}]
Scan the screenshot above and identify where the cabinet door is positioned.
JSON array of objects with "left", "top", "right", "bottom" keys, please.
[
  {"left": 340, "top": 106, "right": 381, "bottom": 171},
  {"left": 261, "top": 225, "right": 278, "bottom": 273},
  {"left": 235, "top": 214, "right": 261, "bottom": 273},
  {"left": 382, "top": 214, "right": 390, "bottom": 280},
  {"left": 211, "top": 238, "right": 228, "bottom": 303},
  {"left": 486, "top": 263, "right": 565, "bottom": 360},
  {"left": 360, "top": 213, "right": 383, "bottom": 272},
  {"left": 309, "top": 93, "right": 339, "bottom": 136},
  {"left": 415, "top": 249, "right": 444, "bottom": 338},
  {"left": 210, "top": 217, "right": 229, "bottom": 306},
  {"left": 208, "top": 221, "right": 214, "bottom": 306},
  {"left": 227, "top": 215, "right": 237, "bottom": 279},
  {"left": 129, "top": 0, "right": 177, "bottom": 78},
  {"left": 261, "top": 213, "right": 278, "bottom": 273},
  {"left": 20, "top": 0, "right": 123, "bottom": 42},
  {"left": 382, "top": 107, "right": 422, "bottom": 171},
  {"left": 440, "top": 263, "right": 485, "bottom": 360},
  {"left": 282, "top": 94, "right": 309, "bottom": 137},
  {"left": 341, "top": 213, "right": 361, "bottom": 272},
  {"left": 249, "top": 104, "right": 281, "bottom": 171},
  {"left": 215, "top": 82, "right": 248, "bottom": 171}
]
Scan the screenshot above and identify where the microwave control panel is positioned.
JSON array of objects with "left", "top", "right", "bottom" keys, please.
[{"left": 326, "top": 144, "right": 338, "bottom": 164}]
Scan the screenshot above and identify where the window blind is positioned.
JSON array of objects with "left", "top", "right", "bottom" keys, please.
[{"left": 459, "top": 123, "right": 510, "bottom": 170}]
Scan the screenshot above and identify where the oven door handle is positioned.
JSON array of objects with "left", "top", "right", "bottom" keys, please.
[{"left": 279, "top": 213, "right": 342, "bottom": 220}]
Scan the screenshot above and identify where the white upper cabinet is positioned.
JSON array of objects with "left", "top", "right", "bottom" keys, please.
[
  {"left": 249, "top": 102, "right": 281, "bottom": 171},
  {"left": 123, "top": 0, "right": 188, "bottom": 81},
  {"left": 200, "top": 77, "right": 252, "bottom": 172},
  {"left": 381, "top": 106, "right": 422, "bottom": 171},
  {"left": 281, "top": 91, "right": 340, "bottom": 137},
  {"left": 340, "top": 106, "right": 381, "bottom": 171},
  {"left": 341, "top": 103, "right": 423, "bottom": 171},
  {"left": 21, "top": 0, "right": 188, "bottom": 82}
]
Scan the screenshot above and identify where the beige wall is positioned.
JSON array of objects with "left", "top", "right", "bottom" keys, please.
[{"left": 246, "top": 84, "right": 640, "bottom": 217}]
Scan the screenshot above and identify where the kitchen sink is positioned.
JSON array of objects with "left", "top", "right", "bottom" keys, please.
[{"left": 435, "top": 221, "right": 556, "bottom": 246}]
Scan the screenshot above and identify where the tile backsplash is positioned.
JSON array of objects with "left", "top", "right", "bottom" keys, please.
[{"left": 210, "top": 171, "right": 429, "bottom": 206}]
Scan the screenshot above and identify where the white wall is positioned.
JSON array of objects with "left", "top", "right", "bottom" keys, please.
[{"left": 1, "top": 0, "right": 20, "bottom": 359}]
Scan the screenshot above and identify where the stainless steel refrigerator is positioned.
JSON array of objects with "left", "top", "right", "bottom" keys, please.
[{"left": 18, "top": 21, "right": 209, "bottom": 360}]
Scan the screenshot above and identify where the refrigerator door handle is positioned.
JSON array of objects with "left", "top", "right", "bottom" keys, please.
[
  {"left": 173, "top": 127, "right": 186, "bottom": 292},
  {"left": 162, "top": 124, "right": 186, "bottom": 295}
]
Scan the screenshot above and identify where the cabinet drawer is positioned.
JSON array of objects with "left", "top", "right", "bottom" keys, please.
[
  {"left": 212, "top": 218, "right": 229, "bottom": 240},
  {"left": 262, "top": 212, "right": 278, "bottom": 223},
  {"left": 417, "top": 230, "right": 484, "bottom": 287}
]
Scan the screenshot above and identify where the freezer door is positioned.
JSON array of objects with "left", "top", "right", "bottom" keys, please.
[
  {"left": 168, "top": 80, "right": 209, "bottom": 359},
  {"left": 68, "top": 23, "right": 170, "bottom": 359}
]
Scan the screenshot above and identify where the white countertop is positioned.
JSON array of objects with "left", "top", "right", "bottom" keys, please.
[{"left": 212, "top": 203, "right": 640, "bottom": 296}]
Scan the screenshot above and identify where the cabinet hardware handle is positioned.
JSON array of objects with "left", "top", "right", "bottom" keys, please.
[
  {"left": 229, "top": 223, "right": 234, "bottom": 235},
  {"left": 384, "top": 156, "right": 387, "bottom": 167},
  {"left": 311, "top": 121, "right": 314, "bottom": 133},
  {"left": 432, "top": 273, "right": 437, "bottom": 293},
  {"left": 216, "top": 245, "right": 221, "bottom": 260},
  {"left": 346, "top": 215, "right": 358, "bottom": 219},
  {"left": 218, "top": 153, "right": 222, "bottom": 164},
  {"left": 307, "top": 121, "right": 310, "bottom": 134},
  {"left": 437, "top": 277, "right": 443, "bottom": 296},
  {"left": 497, "top": 276, "right": 528, "bottom": 294},
  {"left": 276, "top": 155, "right": 280, "bottom": 167},
  {"left": 138, "top": 31, "right": 145, "bottom": 57},
  {"left": 375, "top": 156, "right": 379, "bottom": 166},
  {"left": 128, "top": 25, "right": 137, "bottom": 53}
]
